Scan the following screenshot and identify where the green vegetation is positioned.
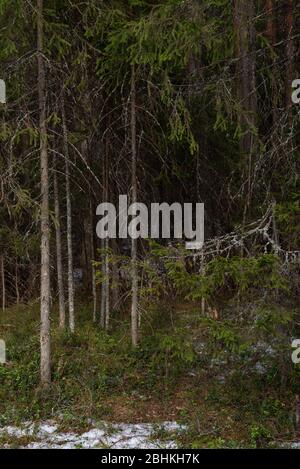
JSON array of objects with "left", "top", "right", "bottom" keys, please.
[{"left": 1, "top": 294, "right": 299, "bottom": 448}]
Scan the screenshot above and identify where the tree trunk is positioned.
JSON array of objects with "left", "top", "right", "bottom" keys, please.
[
  {"left": 100, "top": 115, "right": 110, "bottom": 329},
  {"left": 285, "top": 0, "right": 296, "bottom": 112},
  {"left": 1, "top": 255, "right": 5, "bottom": 311},
  {"left": 89, "top": 199, "right": 97, "bottom": 322},
  {"left": 266, "top": 0, "right": 276, "bottom": 44},
  {"left": 105, "top": 237, "right": 110, "bottom": 330},
  {"left": 61, "top": 95, "right": 75, "bottom": 332},
  {"left": 37, "top": 0, "right": 51, "bottom": 386},
  {"left": 111, "top": 239, "right": 119, "bottom": 311},
  {"left": 53, "top": 157, "right": 66, "bottom": 328},
  {"left": 15, "top": 261, "right": 20, "bottom": 305},
  {"left": 104, "top": 125, "right": 110, "bottom": 330},
  {"left": 130, "top": 64, "right": 138, "bottom": 347},
  {"left": 82, "top": 216, "right": 91, "bottom": 290},
  {"left": 100, "top": 236, "right": 106, "bottom": 328},
  {"left": 234, "top": 0, "right": 257, "bottom": 220},
  {"left": 265, "top": 0, "right": 279, "bottom": 125}
]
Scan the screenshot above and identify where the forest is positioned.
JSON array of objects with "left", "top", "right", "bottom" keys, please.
[{"left": 0, "top": 0, "right": 300, "bottom": 450}]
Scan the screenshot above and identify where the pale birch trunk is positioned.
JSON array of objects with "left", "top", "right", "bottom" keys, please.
[
  {"left": 62, "top": 97, "right": 75, "bottom": 332},
  {"left": 130, "top": 64, "right": 138, "bottom": 347},
  {"left": 37, "top": 0, "right": 51, "bottom": 386},
  {"left": 53, "top": 159, "right": 66, "bottom": 328}
]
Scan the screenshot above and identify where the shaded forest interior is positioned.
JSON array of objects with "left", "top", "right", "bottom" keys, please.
[{"left": 0, "top": 0, "right": 300, "bottom": 448}]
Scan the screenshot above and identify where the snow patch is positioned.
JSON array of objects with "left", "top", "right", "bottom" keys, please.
[{"left": 0, "top": 420, "right": 185, "bottom": 449}]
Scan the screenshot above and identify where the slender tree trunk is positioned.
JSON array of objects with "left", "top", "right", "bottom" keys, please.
[
  {"left": 265, "top": 0, "right": 278, "bottom": 124},
  {"left": 37, "top": 0, "right": 51, "bottom": 386},
  {"left": 234, "top": 0, "right": 257, "bottom": 221},
  {"left": 80, "top": 113, "right": 97, "bottom": 320},
  {"left": 81, "top": 223, "right": 90, "bottom": 290},
  {"left": 15, "top": 261, "right": 19, "bottom": 305},
  {"left": 266, "top": 0, "right": 276, "bottom": 43},
  {"left": 53, "top": 157, "right": 66, "bottom": 328},
  {"left": 111, "top": 238, "right": 119, "bottom": 311},
  {"left": 104, "top": 124, "right": 110, "bottom": 330},
  {"left": 100, "top": 236, "right": 106, "bottom": 328},
  {"left": 105, "top": 237, "right": 110, "bottom": 330},
  {"left": 1, "top": 255, "right": 5, "bottom": 311},
  {"left": 130, "top": 64, "right": 138, "bottom": 347},
  {"left": 89, "top": 199, "right": 97, "bottom": 322},
  {"left": 100, "top": 116, "right": 110, "bottom": 329},
  {"left": 285, "top": 0, "right": 296, "bottom": 112},
  {"left": 61, "top": 96, "right": 75, "bottom": 332},
  {"left": 100, "top": 154, "right": 106, "bottom": 327},
  {"left": 200, "top": 250, "right": 205, "bottom": 315},
  {"left": 82, "top": 204, "right": 93, "bottom": 291}
]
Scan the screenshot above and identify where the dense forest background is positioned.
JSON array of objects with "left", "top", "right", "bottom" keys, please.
[{"left": 0, "top": 0, "right": 300, "bottom": 449}]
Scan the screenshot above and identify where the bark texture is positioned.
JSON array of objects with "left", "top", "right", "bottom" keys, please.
[
  {"left": 130, "top": 64, "right": 138, "bottom": 347},
  {"left": 37, "top": 0, "right": 51, "bottom": 386},
  {"left": 62, "top": 96, "right": 75, "bottom": 332},
  {"left": 54, "top": 157, "right": 66, "bottom": 328}
]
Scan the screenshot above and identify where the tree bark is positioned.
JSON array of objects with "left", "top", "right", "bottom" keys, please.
[
  {"left": 265, "top": 0, "right": 278, "bottom": 125},
  {"left": 130, "top": 64, "right": 138, "bottom": 347},
  {"left": 61, "top": 95, "right": 75, "bottom": 332},
  {"left": 53, "top": 157, "right": 66, "bottom": 328},
  {"left": 100, "top": 114, "right": 110, "bottom": 329},
  {"left": 284, "top": 0, "right": 296, "bottom": 112},
  {"left": 111, "top": 238, "right": 119, "bottom": 311},
  {"left": 37, "top": 0, "right": 51, "bottom": 386},
  {"left": 15, "top": 262, "right": 19, "bottom": 305},
  {"left": 1, "top": 255, "right": 5, "bottom": 311},
  {"left": 266, "top": 0, "right": 276, "bottom": 44},
  {"left": 100, "top": 236, "right": 106, "bottom": 328},
  {"left": 105, "top": 237, "right": 110, "bottom": 330},
  {"left": 234, "top": 0, "right": 257, "bottom": 219},
  {"left": 82, "top": 216, "right": 91, "bottom": 290},
  {"left": 89, "top": 199, "right": 97, "bottom": 322}
]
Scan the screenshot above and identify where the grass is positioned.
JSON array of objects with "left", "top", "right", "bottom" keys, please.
[{"left": 0, "top": 298, "right": 299, "bottom": 448}]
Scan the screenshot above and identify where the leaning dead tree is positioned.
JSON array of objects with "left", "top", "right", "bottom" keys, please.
[{"left": 159, "top": 205, "right": 300, "bottom": 266}]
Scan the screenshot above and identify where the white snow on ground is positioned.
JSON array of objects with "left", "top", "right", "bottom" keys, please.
[{"left": 0, "top": 420, "right": 185, "bottom": 449}]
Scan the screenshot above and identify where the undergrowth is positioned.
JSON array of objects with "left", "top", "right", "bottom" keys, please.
[{"left": 0, "top": 297, "right": 299, "bottom": 448}]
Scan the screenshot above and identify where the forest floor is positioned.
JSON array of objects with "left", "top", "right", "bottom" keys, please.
[{"left": 0, "top": 299, "right": 299, "bottom": 448}]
